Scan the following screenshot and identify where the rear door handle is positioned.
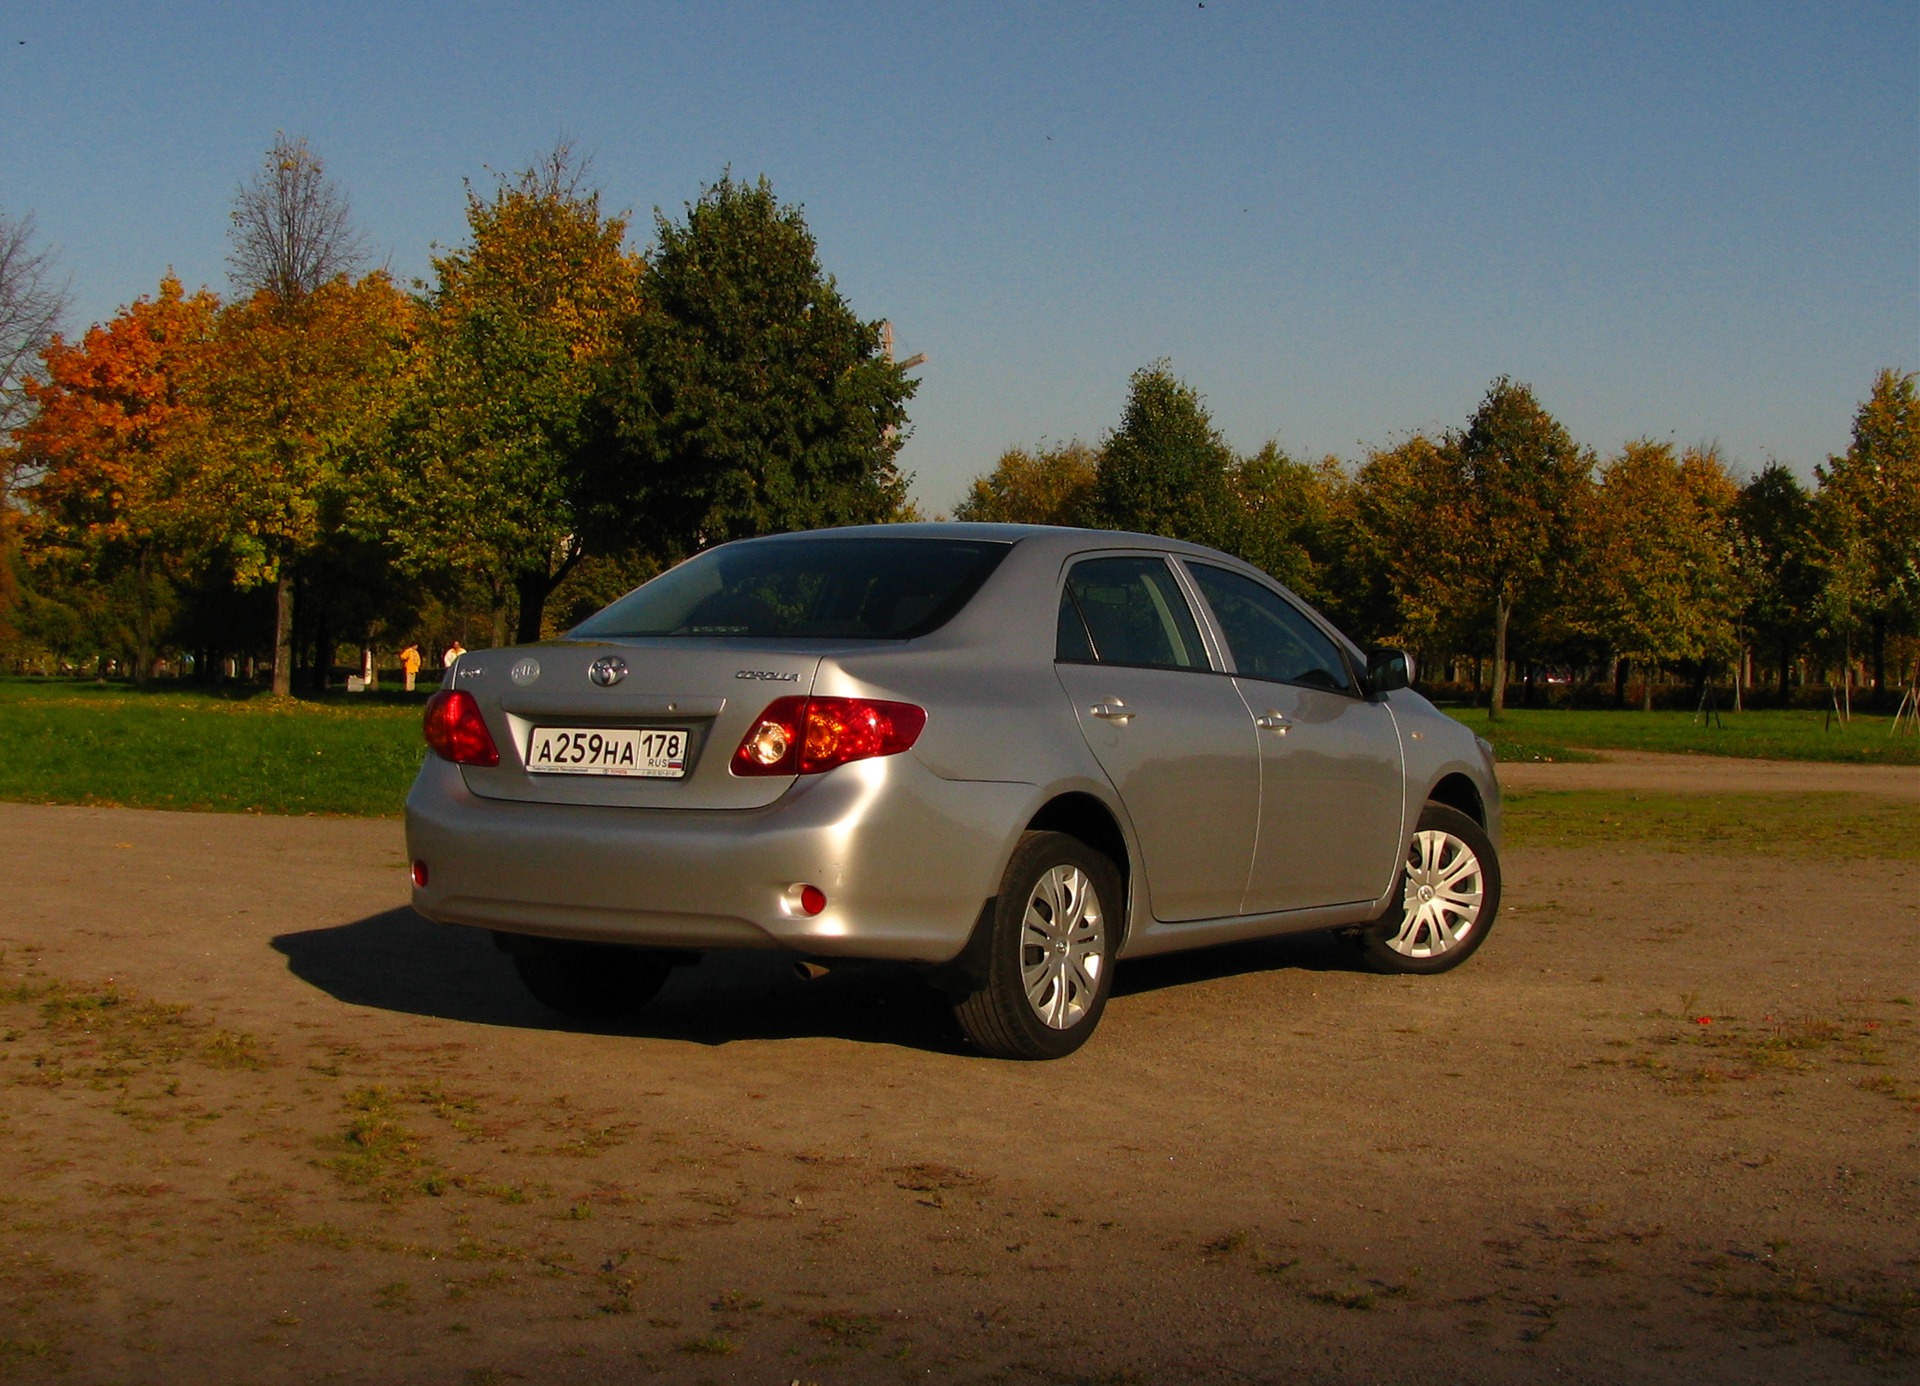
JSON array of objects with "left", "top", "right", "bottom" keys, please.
[
  {"left": 1090, "top": 700, "right": 1134, "bottom": 723},
  {"left": 1255, "top": 711, "right": 1293, "bottom": 733}
]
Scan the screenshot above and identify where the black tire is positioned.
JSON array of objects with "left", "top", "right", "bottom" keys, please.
[
  {"left": 954, "top": 831, "right": 1121, "bottom": 1060},
  {"left": 1358, "top": 802, "right": 1500, "bottom": 975},
  {"left": 506, "top": 936, "right": 677, "bottom": 1019}
]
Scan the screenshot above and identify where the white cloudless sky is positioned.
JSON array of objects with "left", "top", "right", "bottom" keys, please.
[{"left": 2, "top": 1, "right": 1914, "bottom": 509}]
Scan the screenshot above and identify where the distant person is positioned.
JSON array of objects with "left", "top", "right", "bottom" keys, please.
[
  {"left": 400, "top": 644, "right": 422, "bottom": 692},
  {"left": 443, "top": 640, "right": 466, "bottom": 670}
]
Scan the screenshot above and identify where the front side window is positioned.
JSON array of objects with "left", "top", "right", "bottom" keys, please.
[
  {"left": 1059, "top": 557, "right": 1209, "bottom": 671},
  {"left": 1188, "top": 563, "right": 1353, "bottom": 692},
  {"left": 573, "top": 538, "right": 1012, "bottom": 640}
]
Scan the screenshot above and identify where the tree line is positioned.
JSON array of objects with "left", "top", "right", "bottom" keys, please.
[
  {"left": 3, "top": 137, "right": 1914, "bottom": 713},
  {"left": 956, "top": 362, "right": 1919, "bottom": 716},
  {"left": 0, "top": 138, "right": 913, "bottom": 694}
]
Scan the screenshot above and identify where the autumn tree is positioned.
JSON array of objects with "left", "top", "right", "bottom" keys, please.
[
  {"left": 592, "top": 173, "right": 914, "bottom": 561},
  {"left": 1579, "top": 442, "right": 1740, "bottom": 710},
  {"left": 217, "top": 135, "right": 386, "bottom": 694},
  {"left": 1733, "top": 463, "right": 1824, "bottom": 704},
  {"left": 12, "top": 276, "right": 219, "bottom": 680},
  {"left": 371, "top": 145, "right": 644, "bottom": 645},
  {"left": 954, "top": 440, "right": 1098, "bottom": 524},
  {"left": 1337, "top": 434, "right": 1481, "bottom": 656},
  {"left": 1816, "top": 369, "right": 1920, "bottom": 693},
  {"left": 198, "top": 272, "right": 415, "bottom": 690}
]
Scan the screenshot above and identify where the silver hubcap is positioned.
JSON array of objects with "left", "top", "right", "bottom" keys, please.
[
  {"left": 1021, "top": 864, "right": 1106, "bottom": 1030},
  {"left": 1388, "top": 830, "right": 1484, "bottom": 957}
]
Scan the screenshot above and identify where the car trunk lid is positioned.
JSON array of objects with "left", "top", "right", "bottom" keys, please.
[{"left": 451, "top": 641, "right": 822, "bottom": 810}]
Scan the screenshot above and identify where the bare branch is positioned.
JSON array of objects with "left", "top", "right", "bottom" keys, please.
[
  {"left": 0, "top": 203, "right": 70, "bottom": 440},
  {"left": 227, "top": 133, "right": 369, "bottom": 303}
]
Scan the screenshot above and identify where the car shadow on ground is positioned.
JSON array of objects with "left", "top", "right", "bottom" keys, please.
[{"left": 273, "top": 908, "right": 1372, "bottom": 1055}]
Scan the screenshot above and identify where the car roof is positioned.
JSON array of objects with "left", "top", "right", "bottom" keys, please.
[{"left": 735, "top": 521, "right": 1245, "bottom": 565}]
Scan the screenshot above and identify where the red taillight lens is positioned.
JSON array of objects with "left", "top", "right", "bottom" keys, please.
[
  {"left": 423, "top": 689, "right": 500, "bottom": 767},
  {"left": 731, "top": 696, "right": 927, "bottom": 776}
]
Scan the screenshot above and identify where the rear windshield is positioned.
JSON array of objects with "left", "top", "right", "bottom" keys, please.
[{"left": 572, "top": 537, "right": 1013, "bottom": 640}]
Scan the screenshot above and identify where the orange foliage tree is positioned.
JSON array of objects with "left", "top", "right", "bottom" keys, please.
[{"left": 13, "top": 275, "right": 220, "bottom": 680}]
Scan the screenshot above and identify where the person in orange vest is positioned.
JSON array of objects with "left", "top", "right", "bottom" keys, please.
[{"left": 400, "top": 644, "right": 423, "bottom": 692}]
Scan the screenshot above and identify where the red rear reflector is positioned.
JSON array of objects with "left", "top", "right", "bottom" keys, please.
[
  {"left": 731, "top": 696, "right": 927, "bottom": 776},
  {"left": 423, "top": 689, "right": 500, "bottom": 767},
  {"left": 410, "top": 860, "right": 429, "bottom": 889},
  {"left": 799, "top": 884, "right": 827, "bottom": 916}
]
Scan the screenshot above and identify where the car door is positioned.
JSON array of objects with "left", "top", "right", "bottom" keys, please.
[
  {"left": 1053, "top": 555, "right": 1260, "bottom": 922},
  {"left": 1183, "top": 562, "right": 1406, "bottom": 913}
]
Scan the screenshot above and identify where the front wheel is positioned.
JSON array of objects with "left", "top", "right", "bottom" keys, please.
[
  {"left": 953, "top": 831, "right": 1120, "bottom": 1060},
  {"left": 1357, "top": 803, "right": 1500, "bottom": 974},
  {"left": 504, "top": 936, "right": 679, "bottom": 1019}
]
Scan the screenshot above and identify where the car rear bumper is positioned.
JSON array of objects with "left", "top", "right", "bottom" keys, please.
[{"left": 403, "top": 754, "right": 1033, "bottom": 963}]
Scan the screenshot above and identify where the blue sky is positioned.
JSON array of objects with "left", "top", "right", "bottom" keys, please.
[{"left": 3, "top": 2, "right": 1914, "bottom": 509}]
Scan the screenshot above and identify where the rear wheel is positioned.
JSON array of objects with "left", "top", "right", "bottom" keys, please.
[
  {"left": 1357, "top": 802, "right": 1500, "bottom": 974},
  {"left": 504, "top": 936, "right": 678, "bottom": 1019},
  {"left": 954, "top": 831, "right": 1119, "bottom": 1060}
]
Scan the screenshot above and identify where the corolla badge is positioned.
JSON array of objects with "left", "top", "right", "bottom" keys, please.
[
  {"left": 734, "top": 669, "right": 799, "bottom": 681},
  {"left": 587, "top": 655, "right": 628, "bottom": 688},
  {"left": 509, "top": 657, "right": 541, "bottom": 686}
]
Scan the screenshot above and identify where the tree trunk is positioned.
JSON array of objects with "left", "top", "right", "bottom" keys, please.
[
  {"left": 1872, "top": 613, "right": 1886, "bottom": 698},
  {"left": 1642, "top": 663, "right": 1654, "bottom": 713},
  {"left": 1488, "top": 595, "right": 1511, "bottom": 721},
  {"left": 132, "top": 548, "right": 154, "bottom": 688},
  {"left": 1614, "top": 657, "right": 1628, "bottom": 708},
  {"left": 515, "top": 569, "right": 552, "bottom": 646},
  {"left": 489, "top": 574, "right": 509, "bottom": 650},
  {"left": 271, "top": 572, "right": 294, "bottom": 698},
  {"left": 1778, "top": 644, "right": 1793, "bottom": 709}
]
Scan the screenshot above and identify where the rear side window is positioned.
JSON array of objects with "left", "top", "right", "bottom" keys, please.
[
  {"left": 573, "top": 538, "right": 1012, "bottom": 640},
  {"left": 1060, "top": 557, "right": 1209, "bottom": 671},
  {"left": 1188, "top": 563, "right": 1353, "bottom": 692}
]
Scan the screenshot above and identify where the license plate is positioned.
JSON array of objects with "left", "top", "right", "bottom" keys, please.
[{"left": 526, "top": 727, "right": 688, "bottom": 778}]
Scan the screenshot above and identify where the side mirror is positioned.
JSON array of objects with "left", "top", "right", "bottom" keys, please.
[{"left": 1367, "top": 647, "right": 1414, "bottom": 695}]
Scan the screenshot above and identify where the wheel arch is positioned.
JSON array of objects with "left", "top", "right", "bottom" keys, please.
[
  {"left": 1025, "top": 791, "right": 1134, "bottom": 946},
  {"left": 1424, "top": 771, "right": 1486, "bottom": 826}
]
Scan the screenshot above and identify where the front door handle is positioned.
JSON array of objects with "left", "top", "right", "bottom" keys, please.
[
  {"left": 1255, "top": 711, "right": 1293, "bottom": 733},
  {"left": 1090, "top": 700, "right": 1134, "bottom": 723}
]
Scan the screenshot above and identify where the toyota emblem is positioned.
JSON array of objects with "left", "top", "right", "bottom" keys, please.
[{"left": 587, "top": 655, "right": 628, "bottom": 688}]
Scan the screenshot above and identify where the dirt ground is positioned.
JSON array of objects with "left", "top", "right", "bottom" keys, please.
[{"left": 0, "top": 760, "right": 1915, "bottom": 1384}]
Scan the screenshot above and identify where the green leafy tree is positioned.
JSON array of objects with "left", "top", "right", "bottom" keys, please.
[
  {"left": 1449, "top": 378, "right": 1591, "bottom": 719},
  {"left": 954, "top": 440, "right": 1098, "bottom": 524},
  {"left": 1090, "top": 362, "right": 1237, "bottom": 547},
  {"left": 373, "top": 144, "right": 645, "bottom": 645},
  {"left": 1579, "top": 442, "right": 1740, "bottom": 710},
  {"left": 1228, "top": 442, "right": 1340, "bottom": 604},
  {"left": 1733, "top": 463, "right": 1824, "bottom": 704},
  {"left": 1335, "top": 434, "right": 1483, "bottom": 659},
  {"left": 1816, "top": 369, "right": 1920, "bottom": 693},
  {"left": 592, "top": 173, "right": 913, "bottom": 560}
]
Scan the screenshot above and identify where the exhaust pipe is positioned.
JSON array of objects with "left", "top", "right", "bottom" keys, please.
[{"left": 793, "top": 960, "right": 831, "bottom": 982}]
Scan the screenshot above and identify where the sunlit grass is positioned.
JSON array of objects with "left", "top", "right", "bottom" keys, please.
[
  {"left": 1449, "top": 705, "right": 1920, "bottom": 766},
  {"left": 0, "top": 676, "right": 425, "bottom": 816}
]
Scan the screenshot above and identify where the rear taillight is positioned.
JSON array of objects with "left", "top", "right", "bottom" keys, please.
[
  {"left": 731, "top": 696, "right": 927, "bottom": 776},
  {"left": 423, "top": 689, "right": 500, "bottom": 767}
]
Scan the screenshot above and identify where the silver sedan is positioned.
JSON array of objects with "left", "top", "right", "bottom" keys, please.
[{"left": 405, "top": 524, "right": 1502, "bottom": 1059}]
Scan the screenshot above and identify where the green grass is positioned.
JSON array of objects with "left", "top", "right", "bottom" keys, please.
[
  {"left": 0, "top": 676, "right": 425, "bottom": 816},
  {"left": 1503, "top": 790, "right": 1920, "bottom": 859},
  {"left": 1448, "top": 706, "right": 1920, "bottom": 766}
]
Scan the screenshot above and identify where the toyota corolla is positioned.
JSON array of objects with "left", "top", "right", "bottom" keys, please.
[{"left": 405, "top": 524, "right": 1502, "bottom": 1058}]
